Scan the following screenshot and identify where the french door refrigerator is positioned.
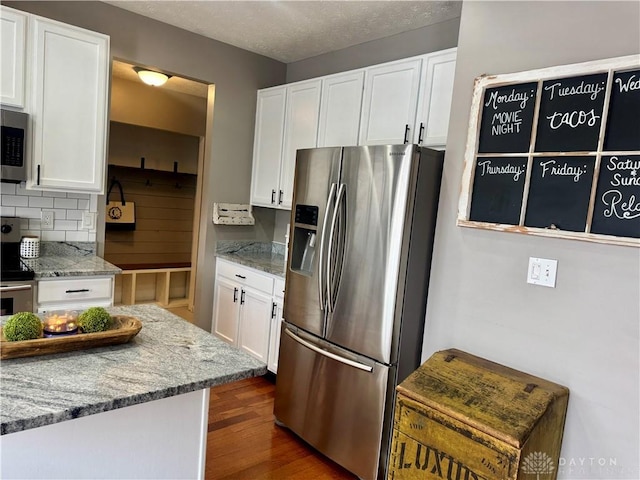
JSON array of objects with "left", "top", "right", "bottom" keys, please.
[{"left": 274, "top": 144, "right": 444, "bottom": 480}]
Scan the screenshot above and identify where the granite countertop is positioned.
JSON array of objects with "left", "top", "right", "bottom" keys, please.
[
  {"left": 216, "top": 241, "right": 286, "bottom": 278},
  {"left": 0, "top": 304, "right": 266, "bottom": 435},
  {"left": 22, "top": 242, "right": 122, "bottom": 278}
]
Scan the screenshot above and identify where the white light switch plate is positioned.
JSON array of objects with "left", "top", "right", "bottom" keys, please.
[{"left": 527, "top": 257, "right": 558, "bottom": 288}]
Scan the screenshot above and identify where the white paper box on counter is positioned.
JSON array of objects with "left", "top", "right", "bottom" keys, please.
[{"left": 212, "top": 203, "right": 255, "bottom": 225}]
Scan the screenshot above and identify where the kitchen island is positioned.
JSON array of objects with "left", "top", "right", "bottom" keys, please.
[{"left": 0, "top": 304, "right": 266, "bottom": 479}]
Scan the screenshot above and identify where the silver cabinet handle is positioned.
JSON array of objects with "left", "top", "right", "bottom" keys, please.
[
  {"left": 317, "top": 182, "right": 337, "bottom": 312},
  {"left": 285, "top": 328, "right": 373, "bottom": 372}
]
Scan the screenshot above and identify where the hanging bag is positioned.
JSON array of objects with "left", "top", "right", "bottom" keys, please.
[{"left": 106, "top": 179, "right": 136, "bottom": 231}]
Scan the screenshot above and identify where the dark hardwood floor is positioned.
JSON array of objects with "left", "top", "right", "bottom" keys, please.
[{"left": 206, "top": 375, "right": 357, "bottom": 480}]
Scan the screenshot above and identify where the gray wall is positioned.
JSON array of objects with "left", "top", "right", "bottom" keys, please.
[
  {"left": 287, "top": 17, "right": 460, "bottom": 82},
  {"left": 6, "top": 1, "right": 286, "bottom": 331},
  {"left": 425, "top": 1, "right": 639, "bottom": 474}
]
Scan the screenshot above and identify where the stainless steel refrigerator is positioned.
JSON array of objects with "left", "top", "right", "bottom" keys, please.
[{"left": 274, "top": 144, "right": 444, "bottom": 480}]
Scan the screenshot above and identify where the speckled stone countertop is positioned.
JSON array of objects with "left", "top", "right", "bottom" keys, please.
[
  {"left": 22, "top": 242, "right": 122, "bottom": 278},
  {"left": 0, "top": 304, "right": 266, "bottom": 435},
  {"left": 216, "top": 241, "right": 286, "bottom": 278}
]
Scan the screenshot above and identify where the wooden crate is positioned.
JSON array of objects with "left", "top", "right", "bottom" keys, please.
[{"left": 388, "top": 349, "right": 569, "bottom": 480}]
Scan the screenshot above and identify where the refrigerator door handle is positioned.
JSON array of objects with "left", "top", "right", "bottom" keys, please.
[
  {"left": 284, "top": 328, "right": 373, "bottom": 372},
  {"left": 326, "top": 183, "right": 346, "bottom": 313},
  {"left": 318, "top": 182, "right": 337, "bottom": 312}
]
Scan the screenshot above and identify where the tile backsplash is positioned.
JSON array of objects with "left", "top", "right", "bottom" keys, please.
[{"left": 0, "top": 183, "right": 98, "bottom": 242}]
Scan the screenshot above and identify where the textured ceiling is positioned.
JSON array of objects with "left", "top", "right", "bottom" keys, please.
[{"left": 104, "top": 1, "right": 462, "bottom": 63}]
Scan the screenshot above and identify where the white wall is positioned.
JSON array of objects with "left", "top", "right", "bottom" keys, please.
[{"left": 424, "top": 1, "right": 639, "bottom": 477}]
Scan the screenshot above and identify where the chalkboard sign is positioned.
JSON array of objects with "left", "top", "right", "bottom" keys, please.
[
  {"left": 604, "top": 69, "right": 640, "bottom": 151},
  {"left": 591, "top": 155, "right": 640, "bottom": 238},
  {"left": 535, "top": 73, "right": 608, "bottom": 152},
  {"left": 478, "top": 83, "right": 538, "bottom": 153},
  {"left": 524, "top": 157, "right": 595, "bottom": 231},
  {"left": 469, "top": 157, "right": 527, "bottom": 224},
  {"left": 458, "top": 54, "right": 640, "bottom": 247}
]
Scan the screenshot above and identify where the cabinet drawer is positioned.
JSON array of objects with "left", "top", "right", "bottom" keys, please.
[
  {"left": 216, "top": 259, "right": 273, "bottom": 293},
  {"left": 274, "top": 277, "right": 285, "bottom": 298},
  {"left": 38, "top": 277, "right": 113, "bottom": 304}
]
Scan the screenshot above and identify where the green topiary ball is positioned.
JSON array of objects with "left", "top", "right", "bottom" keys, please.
[
  {"left": 78, "top": 307, "right": 112, "bottom": 333},
  {"left": 3, "top": 312, "right": 43, "bottom": 341}
]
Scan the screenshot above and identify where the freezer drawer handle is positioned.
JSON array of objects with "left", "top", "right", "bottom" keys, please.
[{"left": 285, "top": 328, "right": 373, "bottom": 373}]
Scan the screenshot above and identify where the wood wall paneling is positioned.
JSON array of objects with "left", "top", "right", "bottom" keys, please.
[{"left": 105, "top": 165, "right": 197, "bottom": 268}]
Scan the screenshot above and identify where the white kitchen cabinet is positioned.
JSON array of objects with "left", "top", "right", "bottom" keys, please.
[
  {"left": 279, "top": 79, "right": 322, "bottom": 209},
  {"left": 251, "top": 79, "right": 321, "bottom": 210},
  {"left": 413, "top": 48, "right": 457, "bottom": 147},
  {"left": 358, "top": 58, "right": 422, "bottom": 146},
  {"left": 267, "top": 277, "right": 285, "bottom": 373},
  {"left": 0, "top": 7, "right": 27, "bottom": 108},
  {"left": 37, "top": 276, "right": 115, "bottom": 313},
  {"left": 250, "top": 86, "right": 286, "bottom": 207},
  {"left": 212, "top": 259, "right": 275, "bottom": 363},
  {"left": 28, "top": 16, "right": 110, "bottom": 194},
  {"left": 317, "top": 70, "right": 364, "bottom": 148}
]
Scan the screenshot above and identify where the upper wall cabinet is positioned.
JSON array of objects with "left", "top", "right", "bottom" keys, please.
[
  {"left": 0, "top": 7, "right": 27, "bottom": 108},
  {"left": 317, "top": 70, "right": 364, "bottom": 147},
  {"left": 413, "top": 48, "right": 457, "bottom": 147},
  {"left": 359, "top": 58, "right": 423, "bottom": 146},
  {"left": 251, "top": 79, "right": 321, "bottom": 209},
  {"left": 251, "top": 48, "right": 457, "bottom": 209},
  {"left": 28, "top": 16, "right": 110, "bottom": 194}
]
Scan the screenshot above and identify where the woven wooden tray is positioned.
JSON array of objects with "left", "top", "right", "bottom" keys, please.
[{"left": 0, "top": 315, "right": 142, "bottom": 360}]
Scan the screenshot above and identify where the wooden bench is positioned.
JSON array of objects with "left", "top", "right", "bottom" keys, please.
[{"left": 115, "top": 264, "right": 192, "bottom": 308}]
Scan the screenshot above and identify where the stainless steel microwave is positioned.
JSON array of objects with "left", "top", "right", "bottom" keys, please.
[{"left": 1, "top": 109, "right": 29, "bottom": 183}]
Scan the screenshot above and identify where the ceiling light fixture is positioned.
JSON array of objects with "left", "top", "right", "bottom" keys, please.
[{"left": 134, "top": 67, "right": 171, "bottom": 87}]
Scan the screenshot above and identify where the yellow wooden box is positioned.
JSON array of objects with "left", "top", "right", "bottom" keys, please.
[{"left": 388, "top": 349, "right": 569, "bottom": 480}]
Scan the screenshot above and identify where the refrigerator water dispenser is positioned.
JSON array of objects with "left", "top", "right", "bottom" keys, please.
[{"left": 290, "top": 227, "right": 316, "bottom": 276}]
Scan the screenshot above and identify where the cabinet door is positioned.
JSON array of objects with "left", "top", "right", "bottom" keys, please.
[
  {"left": 414, "top": 48, "right": 457, "bottom": 147},
  {"left": 0, "top": 7, "right": 27, "bottom": 108},
  {"left": 238, "top": 287, "right": 272, "bottom": 362},
  {"left": 317, "top": 71, "right": 364, "bottom": 148},
  {"left": 29, "top": 17, "right": 109, "bottom": 193},
  {"left": 212, "top": 276, "right": 240, "bottom": 345},
  {"left": 251, "top": 86, "right": 286, "bottom": 208},
  {"left": 267, "top": 297, "right": 283, "bottom": 373},
  {"left": 279, "top": 79, "right": 322, "bottom": 209},
  {"left": 359, "top": 58, "right": 422, "bottom": 146}
]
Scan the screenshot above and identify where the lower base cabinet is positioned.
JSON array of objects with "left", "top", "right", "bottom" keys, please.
[
  {"left": 212, "top": 258, "right": 285, "bottom": 368},
  {"left": 37, "top": 276, "right": 115, "bottom": 313}
]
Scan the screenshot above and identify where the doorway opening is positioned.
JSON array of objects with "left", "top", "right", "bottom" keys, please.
[{"left": 105, "top": 60, "right": 210, "bottom": 318}]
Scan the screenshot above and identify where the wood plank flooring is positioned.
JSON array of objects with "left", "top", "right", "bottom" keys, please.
[{"left": 206, "top": 375, "right": 357, "bottom": 480}]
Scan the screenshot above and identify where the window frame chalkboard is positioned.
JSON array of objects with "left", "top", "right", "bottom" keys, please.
[{"left": 457, "top": 54, "right": 640, "bottom": 248}]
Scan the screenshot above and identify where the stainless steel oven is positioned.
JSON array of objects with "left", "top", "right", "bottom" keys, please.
[{"left": 0, "top": 281, "right": 34, "bottom": 315}]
